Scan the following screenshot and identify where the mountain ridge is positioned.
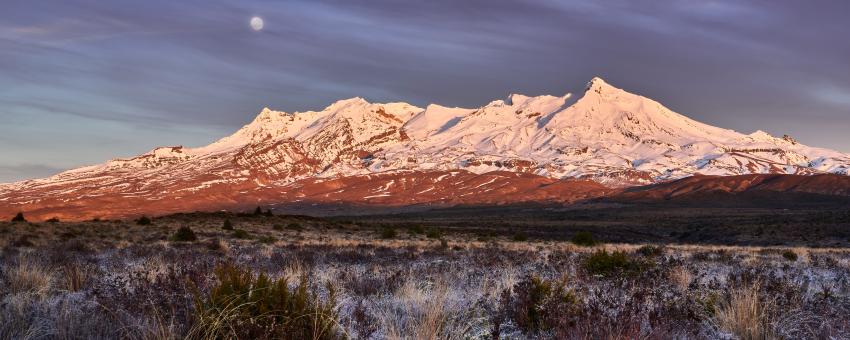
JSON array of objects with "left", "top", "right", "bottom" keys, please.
[{"left": 2, "top": 77, "right": 849, "bottom": 220}]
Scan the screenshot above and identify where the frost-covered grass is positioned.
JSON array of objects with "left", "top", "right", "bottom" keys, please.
[{"left": 1, "top": 214, "right": 849, "bottom": 339}]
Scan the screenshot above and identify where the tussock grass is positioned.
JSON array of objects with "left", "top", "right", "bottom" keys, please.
[
  {"left": 5, "top": 255, "right": 53, "bottom": 298},
  {"left": 714, "top": 283, "right": 775, "bottom": 340}
]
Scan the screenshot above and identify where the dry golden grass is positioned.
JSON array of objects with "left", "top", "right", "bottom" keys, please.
[
  {"left": 5, "top": 255, "right": 53, "bottom": 298},
  {"left": 669, "top": 266, "right": 692, "bottom": 292},
  {"left": 714, "top": 282, "right": 775, "bottom": 340}
]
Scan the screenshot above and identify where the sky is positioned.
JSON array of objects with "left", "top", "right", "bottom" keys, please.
[{"left": 1, "top": 0, "right": 849, "bottom": 182}]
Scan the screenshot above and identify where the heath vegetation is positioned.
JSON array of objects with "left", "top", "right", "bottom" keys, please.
[{"left": 0, "top": 211, "right": 849, "bottom": 339}]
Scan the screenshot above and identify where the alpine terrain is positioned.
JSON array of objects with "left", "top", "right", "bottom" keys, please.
[{"left": 3, "top": 78, "right": 849, "bottom": 220}]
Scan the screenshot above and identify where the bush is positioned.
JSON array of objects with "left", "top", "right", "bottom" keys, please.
[
  {"left": 637, "top": 245, "right": 664, "bottom": 257},
  {"left": 11, "top": 212, "right": 26, "bottom": 222},
  {"left": 408, "top": 225, "right": 425, "bottom": 235},
  {"left": 136, "top": 216, "right": 152, "bottom": 225},
  {"left": 171, "top": 226, "right": 197, "bottom": 242},
  {"left": 571, "top": 231, "right": 596, "bottom": 246},
  {"left": 286, "top": 222, "right": 303, "bottom": 231},
  {"left": 222, "top": 219, "right": 233, "bottom": 230},
  {"left": 509, "top": 275, "right": 577, "bottom": 334},
  {"left": 379, "top": 227, "right": 397, "bottom": 239},
  {"left": 583, "top": 250, "right": 637, "bottom": 277},
  {"left": 46, "top": 217, "right": 60, "bottom": 223},
  {"left": 191, "top": 264, "right": 340, "bottom": 339},
  {"left": 253, "top": 206, "right": 263, "bottom": 216},
  {"left": 258, "top": 235, "right": 277, "bottom": 244},
  {"left": 232, "top": 229, "right": 250, "bottom": 239},
  {"left": 782, "top": 250, "right": 798, "bottom": 262},
  {"left": 426, "top": 229, "right": 442, "bottom": 239},
  {"left": 512, "top": 233, "right": 529, "bottom": 242}
]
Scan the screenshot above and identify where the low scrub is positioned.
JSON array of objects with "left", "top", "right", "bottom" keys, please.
[
  {"left": 582, "top": 250, "right": 639, "bottom": 277},
  {"left": 782, "top": 250, "right": 798, "bottom": 262},
  {"left": 506, "top": 275, "right": 577, "bottom": 334},
  {"left": 136, "top": 216, "right": 152, "bottom": 225},
  {"left": 379, "top": 227, "right": 397, "bottom": 239},
  {"left": 232, "top": 229, "right": 250, "bottom": 239},
  {"left": 637, "top": 245, "right": 665, "bottom": 257},
  {"left": 571, "top": 231, "right": 597, "bottom": 247},
  {"left": 171, "top": 226, "right": 197, "bottom": 242}
]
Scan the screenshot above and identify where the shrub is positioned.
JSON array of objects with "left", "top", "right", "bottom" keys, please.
[
  {"left": 510, "top": 275, "right": 577, "bottom": 334},
  {"left": 190, "top": 264, "right": 340, "bottom": 339},
  {"left": 408, "top": 225, "right": 425, "bottom": 235},
  {"left": 232, "top": 229, "right": 250, "bottom": 239},
  {"left": 426, "top": 229, "right": 442, "bottom": 239},
  {"left": 222, "top": 219, "right": 233, "bottom": 230},
  {"left": 253, "top": 206, "right": 263, "bottom": 216},
  {"left": 258, "top": 235, "right": 277, "bottom": 244},
  {"left": 582, "top": 250, "right": 637, "bottom": 277},
  {"left": 380, "top": 227, "right": 397, "bottom": 239},
  {"left": 136, "top": 216, "right": 152, "bottom": 225},
  {"left": 46, "top": 217, "right": 60, "bottom": 223},
  {"left": 171, "top": 226, "right": 197, "bottom": 242},
  {"left": 512, "top": 233, "right": 529, "bottom": 242},
  {"left": 782, "top": 250, "right": 798, "bottom": 262},
  {"left": 11, "top": 212, "right": 26, "bottom": 222},
  {"left": 571, "top": 231, "right": 596, "bottom": 246},
  {"left": 285, "top": 222, "right": 303, "bottom": 231},
  {"left": 637, "top": 245, "right": 664, "bottom": 257}
]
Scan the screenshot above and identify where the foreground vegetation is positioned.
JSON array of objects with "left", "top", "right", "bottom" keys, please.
[{"left": 1, "top": 212, "right": 849, "bottom": 339}]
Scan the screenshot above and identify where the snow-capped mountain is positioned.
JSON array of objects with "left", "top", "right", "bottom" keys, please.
[{"left": 2, "top": 77, "right": 849, "bottom": 220}]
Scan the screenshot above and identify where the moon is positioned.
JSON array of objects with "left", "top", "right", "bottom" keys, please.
[{"left": 250, "top": 16, "right": 264, "bottom": 31}]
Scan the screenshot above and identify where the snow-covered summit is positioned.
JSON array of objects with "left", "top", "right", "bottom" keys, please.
[{"left": 3, "top": 77, "right": 849, "bottom": 197}]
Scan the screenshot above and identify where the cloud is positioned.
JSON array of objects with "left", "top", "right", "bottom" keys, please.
[{"left": 0, "top": 0, "right": 849, "bottom": 173}]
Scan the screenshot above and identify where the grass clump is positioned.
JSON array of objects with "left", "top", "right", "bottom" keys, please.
[
  {"left": 190, "top": 264, "right": 340, "bottom": 339},
  {"left": 222, "top": 219, "right": 234, "bottom": 231},
  {"left": 379, "top": 227, "right": 397, "bottom": 239},
  {"left": 782, "top": 250, "right": 798, "bottom": 262},
  {"left": 170, "top": 226, "right": 197, "bottom": 242},
  {"left": 512, "top": 233, "right": 529, "bottom": 242},
  {"left": 136, "top": 216, "right": 152, "bottom": 225},
  {"left": 582, "top": 250, "right": 638, "bottom": 277},
  {"left": 714, "top": 283, "right": 774, "bottom": 340},
  {"left": 5, "top": 256, "right": 53, "bottom": 297},
  {"left": 571, "top": 231, "right": 597, "bottom": 247}
]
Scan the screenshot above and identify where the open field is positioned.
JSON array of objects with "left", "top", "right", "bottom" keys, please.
[{"left": 1, "top": 210, "right": 850, "bottom": 339}]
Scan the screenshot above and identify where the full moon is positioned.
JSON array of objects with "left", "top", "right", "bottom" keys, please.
[{"left": 250, "top": 16, "right": 264, "bottom": 31}]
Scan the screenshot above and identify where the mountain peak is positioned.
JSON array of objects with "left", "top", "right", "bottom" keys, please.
[
  {"left": 325, "top": 97, "right": 370, "bottom": 111},
  {"left": 585, "top": 77, "right": 611, "bottom": 91}
]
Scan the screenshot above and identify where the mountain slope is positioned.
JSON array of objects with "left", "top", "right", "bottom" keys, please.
[{"left": 2, "top": 77, "right": 849, "bottom": 220}]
